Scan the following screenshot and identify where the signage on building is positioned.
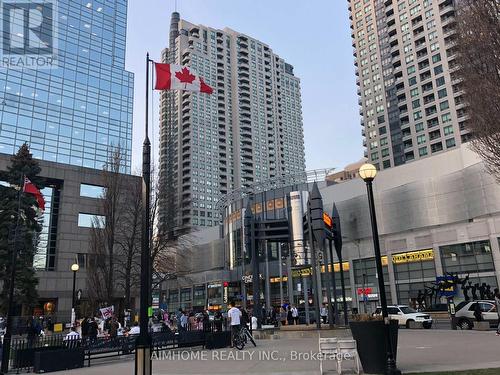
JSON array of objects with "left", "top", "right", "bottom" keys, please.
[
  {"left": 323, "top": 212, "right": 333, "bottom": 230},
  {"left": 208, "top": 282, "right": 222, "bottom": 289},
  {"left": 223, "top": 283, "right": 228, "bottom": 304},
  {"left": 392, "top": 249, "right": 434, "bottom": 264},
  {"left": 357, "top": 287, "right": 373, "bottom": 296}
]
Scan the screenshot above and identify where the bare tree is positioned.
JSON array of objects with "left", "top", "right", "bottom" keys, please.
[
  {"left": 87, "top": 148, "right": 141, "bottom": 312},
  {"left": 149, "top": 173, "right": 195, "bottom": 290},
  {"left": 115, "top": 175, "right": 142, "bottom": 311},
  {"left": 456, "top": 0, "right": 500, "bottom": 181}
]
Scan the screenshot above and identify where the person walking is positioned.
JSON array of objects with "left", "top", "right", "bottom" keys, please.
[
  {"left": 180, "top": 311, "right": 188, "bottom": 332},
  {"left": 320, "top": 304, "right": 328, "bottom": 324},
  {"left": 227, "top": 301, "right": 242, "bottom": 348},
  {"left": 291, "top": 305, "right": 299, "bottom": 325},
  {"left": 176, "top": 308, "right": 183, "bottom": 332},
  {"left": 494, "top": 288, "right": 500, "bottom": 336},
  {"left": 214, "top": 310, "right": 223, "bottom": 332}
]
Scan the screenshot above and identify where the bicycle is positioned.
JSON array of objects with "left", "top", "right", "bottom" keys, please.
[{"left": 233, "top": 326, "right": 256, "bottom": 350}]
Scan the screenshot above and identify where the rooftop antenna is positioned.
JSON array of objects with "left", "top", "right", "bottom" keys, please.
[{"left": 174, "top": 0, "right": 177, "bottom": 12}]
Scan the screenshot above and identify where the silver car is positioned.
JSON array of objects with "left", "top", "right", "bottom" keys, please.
[{"left": 454, "top": 300, "right": 498, "bottom": 330}]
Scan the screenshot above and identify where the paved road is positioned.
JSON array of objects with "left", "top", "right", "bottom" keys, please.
[{"left": 54, "top": 329, "right": 500, "bottom": 374}]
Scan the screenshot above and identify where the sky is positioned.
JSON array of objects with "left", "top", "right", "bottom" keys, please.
[{"left": 125, "top": 0, "right": 363, "bottom": 173}]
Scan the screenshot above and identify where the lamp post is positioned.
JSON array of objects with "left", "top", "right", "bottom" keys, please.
[
  {"left": 359, "top": 163, "right": 401, "bottom": 375},
  {"left": 71, "top": 263, "right": 79, "bottom": 325}
]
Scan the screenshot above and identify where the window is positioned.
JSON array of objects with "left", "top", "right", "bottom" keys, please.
[
  {"left": 80, "top": 184, "right": 105, "bottom": 198},
  {"left": 381, "top": 148, "right": 389, "bottom": 157},
  {"left": 438, "top": 88, "right": 447, "bottom": 99},
  {"left": 418, "top": 147, "right": 428, "bottom": 156},
  {"left": 441, "top": 113, "right": 452, "bottom": 123},
  {"left": 417, "top": 134, "right": 426, "bottom": 144},
  {"left": 412, "top": 99, "right": 420, "bottom": 109},
  {"left": 440, "top": 241, "right": 495, "bottom": 274},
  {"left": 432, "top": 53, "right": 441, "bottom": 63},
  {"left": 78, "top": 213, "right": 105, "bottom": 228},
  {"left": 446, "top": 138, "right": 456, "bottom": 148},
  {"left": 415, "top": 122, "right": 424, "bottom": 132},
  {"left": 436, "top": 77, "right": 445, "bottom": 87},
  {"left": 434, "top": 65, "right": 443, "bottom": 75},
  {"left": 444, "top": 125, "right": 454, "bottom": 135}
]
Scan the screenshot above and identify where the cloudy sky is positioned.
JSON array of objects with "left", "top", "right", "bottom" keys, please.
[{"left": 126, "top": 0, "right": 362, "bottom": 173}]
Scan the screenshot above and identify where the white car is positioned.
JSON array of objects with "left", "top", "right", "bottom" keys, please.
[{"left": 374, "top": 305, "right": 433, "bottom": 329}]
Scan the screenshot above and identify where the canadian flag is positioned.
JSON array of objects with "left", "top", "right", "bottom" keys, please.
[
  {"left": 154, "top": 63, "right": 213, "bottom": 94},
  {"left": 23, "top": 177, "right": 45, "bottom": 211}
]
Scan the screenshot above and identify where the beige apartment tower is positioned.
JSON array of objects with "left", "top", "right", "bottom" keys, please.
[
  {"left": 349, "top": 0, "right": 469, "bottom": 170},
  {"left": 159, "top": 12, "right": 305, "bottom": 236}
]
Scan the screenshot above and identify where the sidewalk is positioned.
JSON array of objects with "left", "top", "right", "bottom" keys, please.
[{"left": 43, "top": 329, "right": 500, "bottom": 374}]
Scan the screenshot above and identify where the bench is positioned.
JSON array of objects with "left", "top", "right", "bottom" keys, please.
[{"left": 319, "top": 337, "right": 360, "bottom": 375}]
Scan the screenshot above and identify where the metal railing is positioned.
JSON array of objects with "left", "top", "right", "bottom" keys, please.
[{"left": 7, "top": 321, "right": 229, "bottom": 372}]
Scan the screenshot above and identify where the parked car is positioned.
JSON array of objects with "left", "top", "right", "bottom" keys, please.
[
  {"left": 373, "top": 305, "right": 433, "bottom": 329},
  {"left": 454, "top": 300, "right": 498, "bottom": 330}
]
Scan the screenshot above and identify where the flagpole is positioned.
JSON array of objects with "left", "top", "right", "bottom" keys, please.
[
  {"left": 1, "top": 175, "right": 24, "bottom": 374},
  {"left": 135, "top": 53, "right": 152, "bottom": 375}
]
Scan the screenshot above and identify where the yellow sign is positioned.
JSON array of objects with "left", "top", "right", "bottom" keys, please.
[
  {"left": 53, "top": 323, "right": 63, "bottom": 333},
  {"left": 270, "top": 276, "right": 288, "bottom": 283},
  {"left": 291, "top": 262, "right": 350, "bottom": 277},
  {"left": 392, "top": 249, "right": 434, "bottom": 264}
]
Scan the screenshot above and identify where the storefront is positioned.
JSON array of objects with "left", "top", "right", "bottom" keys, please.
[
  {"left": 353, "top": 256, "right": 391, "bottom": 313},
  {"left": 392, "top": 249, "right": 436, "bottom": 306}
]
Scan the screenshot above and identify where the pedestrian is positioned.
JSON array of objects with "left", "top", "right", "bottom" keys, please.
[
  {"left": 88, "top": 317, "right": 98, "bottom": 343},
  {"left": 473, "top": 302, "right": 483, "bottom": 322},
  {"left": 494, "top": 288, "right": 500, "bottom": 336},
  {"left": 240, "top": 307, "right": 250, "bottom": 331},
  {"left": 287, "top": 305, "right": 293, "bottom": 326},
  {"left": 176, "top": 308, "right": 183, "bottom": 332},
  {"left": 320, "top": 304, "right": 328, "bottom": 324},
  {"left": 214, "top": 310, "right": 223, "bottom": 332},
  {"left": 291, "top": 305, "right": 299, "bottom": 325},
  {"left": 202, "top": 310, "right": 211, "bottom": 332},
  {"left": 279, "top": 307, "right": 287, "bottom": 326},
  {"left": 81, "top": 317, "right": 89, "bottom": 342},
  {"left": 128, "top": 321, "right": 140, "bottom": 335},
  {"left": 108, "top": 317, "right": 119, "bottom": 339},
  {"left": 180, "top": 311, "right": 188, "bottom": 332},
  {"left": 188, "top": 312, "right": 197, "bottom": 331},
  {"left": 227, "top": 301, "right": 242, "bottom": 348}
]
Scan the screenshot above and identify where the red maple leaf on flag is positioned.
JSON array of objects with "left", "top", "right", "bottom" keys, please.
[{"left": 175, "top": 67, "right": 196, "bottom": 84}]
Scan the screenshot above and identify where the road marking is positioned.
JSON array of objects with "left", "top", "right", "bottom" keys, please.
[{"left": 415, "top": 346, "right": 432, "bottom": 349}]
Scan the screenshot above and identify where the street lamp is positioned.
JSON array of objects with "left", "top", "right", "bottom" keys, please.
[
  {"left": 359, "top": 163, "right": 401, "bottom": 375},
  {"left": 71, "top": 263, "right": 79, "bottom": 325}
]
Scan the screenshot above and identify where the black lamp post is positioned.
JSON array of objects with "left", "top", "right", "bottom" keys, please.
[
  {"left": 71, "top": 263, "right": 79, "bottom": 324},
  {"left": 359, "top": 163, "right": 401, "bottom": 375}
]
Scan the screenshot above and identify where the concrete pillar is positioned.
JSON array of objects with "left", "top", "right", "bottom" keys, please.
[
  {"left": 487, "top": 218, "right": 500, "bottom": 286},
  {"left": 386, "top": 252, "right": 398, "bottom": 305}
]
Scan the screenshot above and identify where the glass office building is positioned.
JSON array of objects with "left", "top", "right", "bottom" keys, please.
[{"left": 0, "top": 0, "right": 134, "bottom": 172}]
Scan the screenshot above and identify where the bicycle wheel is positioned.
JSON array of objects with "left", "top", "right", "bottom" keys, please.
[
  {"left": 245, "top": 329, "right": 256, "bottom": 347},
  {"left": 234, "top": 335, "right": 245, "bottom": 350}
]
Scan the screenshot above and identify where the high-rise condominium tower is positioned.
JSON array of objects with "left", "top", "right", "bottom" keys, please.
[
  {"left": 349, "top": 0, "right": 469, "bottom": 170},
  {"left": 0, "top": 0, "right": 134, "bottom": 172},
  {"left": 159, "top": 12, "right": 305, "bottom": 235}
]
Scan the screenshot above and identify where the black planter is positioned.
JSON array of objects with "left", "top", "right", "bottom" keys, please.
[
  {"left": 33, "top": 347, "right": 84, "bottom": 373},
  {"left": 350, "top": 320, "right": 399, "bottom": 374}
]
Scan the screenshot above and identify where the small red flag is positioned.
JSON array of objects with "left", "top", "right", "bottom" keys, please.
[
  {"left": 23, "top": 177, "right": 45, "bottom": 211},
  {"left": 154, "top": 63, "right": 213, "bottom": 94}
]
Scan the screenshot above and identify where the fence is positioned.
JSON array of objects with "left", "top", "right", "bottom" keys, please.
[{"left": 7, "top": 321, "right": 229, "bottom": 373}]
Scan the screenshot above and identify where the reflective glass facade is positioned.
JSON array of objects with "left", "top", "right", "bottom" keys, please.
[{"left": 0, "top": 0, "right": 134, "bottom": 172}]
